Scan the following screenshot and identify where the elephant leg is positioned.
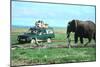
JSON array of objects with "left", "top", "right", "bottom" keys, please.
[
  {"left": 67, "top": 38, "right": 71, "bottom": 48},
  {"left": 84, "top": 37, "right": 92, "bottom": 47},
  {"left": 92, "top": 33, "right": 96, "bottom": 47},
  {"left": 80, "top": 37, "right": 83, "bottom": 44},
  {"left": 74, "top": 34, "right": 78, "bottom": 47},
  {"left": 67, "top": 32, "right": 71, "bottom": 48},
  {"left": 80, "top": 37, "right": 84, "bottom": 47}
]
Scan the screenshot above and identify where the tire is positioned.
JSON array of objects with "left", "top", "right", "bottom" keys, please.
[
  {"left": 18, "top": 40, "right": 22, "bottom": 44},
  {"left": 31, "top": 39, "right": 35, "bottom": 43},
  {"left": 47, "top": 38, "right": 51, "bottom": 43},
  {"left": 35, "top": 38, "right": 39, "bottom": 44},
  {"left": 18, "top": 41, "right": 21, "bottom": 44}
]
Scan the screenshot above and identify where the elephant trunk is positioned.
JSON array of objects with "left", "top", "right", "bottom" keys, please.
[{"left": 66, "top": 30, "right": 71, "bottom": 48}]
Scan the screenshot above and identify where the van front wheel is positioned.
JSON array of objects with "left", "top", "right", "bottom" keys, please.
[{"left": 31, "top": 39, "right": 35, "bottom": 43}]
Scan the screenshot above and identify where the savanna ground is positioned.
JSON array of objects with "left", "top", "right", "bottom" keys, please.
[{"left": 11, "top": 27, "right": 96, "bottom": 66}]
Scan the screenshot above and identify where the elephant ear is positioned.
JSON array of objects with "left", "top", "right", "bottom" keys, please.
[{"left": 72, "top": 19, "right": 78, "bottom": 29}]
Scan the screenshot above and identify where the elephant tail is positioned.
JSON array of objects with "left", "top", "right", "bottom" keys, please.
[{"left": 93, "top": 32, "right": 96, "bottom": 42}]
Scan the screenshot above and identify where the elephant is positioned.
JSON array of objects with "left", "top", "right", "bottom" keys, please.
[{"left": 66, "top": 19, "right": 96, "bottom": 47}]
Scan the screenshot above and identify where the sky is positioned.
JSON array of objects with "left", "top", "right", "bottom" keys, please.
[{"left": 12, "top": 1, "right": 96, "bottom": 27}]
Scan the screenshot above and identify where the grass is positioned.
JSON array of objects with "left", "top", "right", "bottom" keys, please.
[
  {"left": 11, "top": 47, "right": 96, "bottom": 66},
  {"left": 11, "top": 27, "right": 96, "bottom": 66}
]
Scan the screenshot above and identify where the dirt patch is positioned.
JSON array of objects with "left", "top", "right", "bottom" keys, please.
[{"left": 11, "top": 43, "right": 96, "bottom": 50}]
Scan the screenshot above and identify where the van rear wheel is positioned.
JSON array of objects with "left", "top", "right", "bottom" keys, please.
[{"left": 47, "top": 38, "right": 51, "bottom": 43}]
